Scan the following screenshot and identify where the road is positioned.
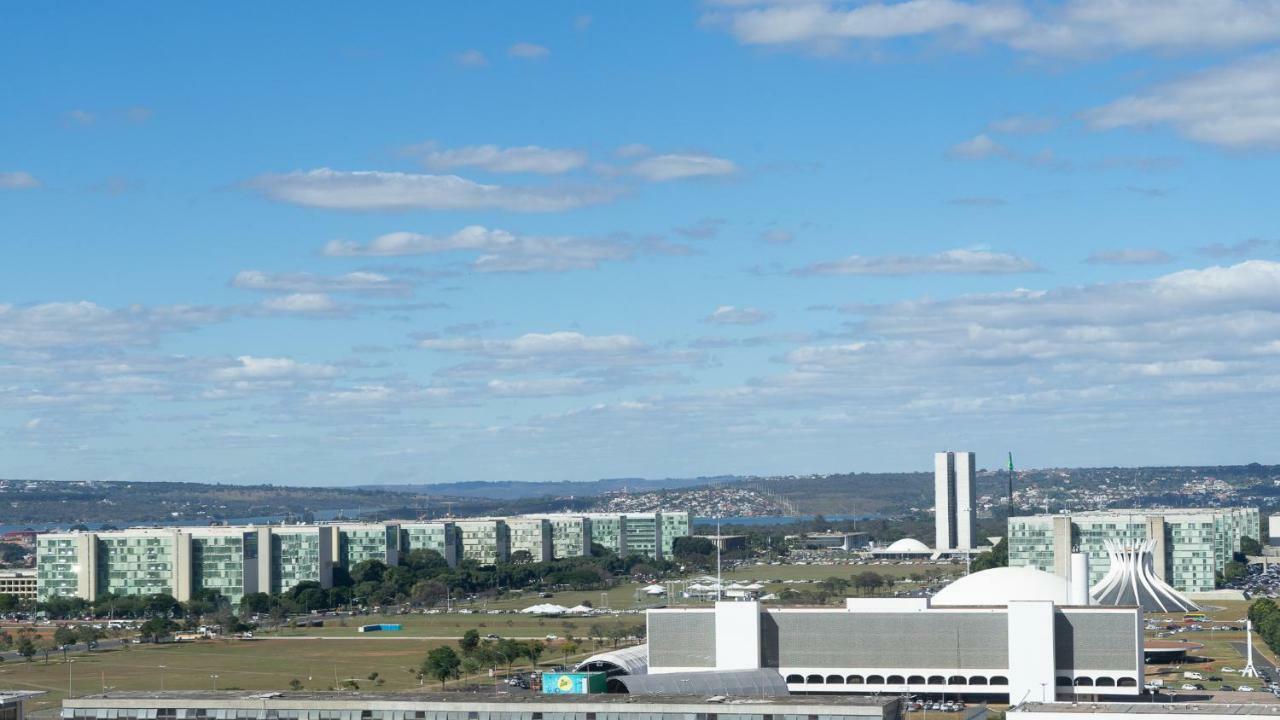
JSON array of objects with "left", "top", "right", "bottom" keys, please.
[{"left": 0, "top": 638, "right": 127, "bottom": 662}]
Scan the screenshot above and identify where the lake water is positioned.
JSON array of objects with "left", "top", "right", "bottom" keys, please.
[{"left": 694, "top": 514, "right": 883, "bottom": 526}]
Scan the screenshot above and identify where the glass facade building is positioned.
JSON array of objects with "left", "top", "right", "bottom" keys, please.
[
  {"left": 1007, "top": 507, "right": 1260, "bottom": 592},
  {"left": 399, "top": 522, "right": 460, "bottom": 567}
]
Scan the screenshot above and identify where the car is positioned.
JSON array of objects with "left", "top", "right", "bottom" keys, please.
[
  {"left": 545, "top": 634, "right": 558, "bottom": 640},
  {"left": 1240, "top": 686, "right": 1255, "bottom": 692},
  {"left": 485, "top": 633, "right": 500, "bottom": 639},
  {"left": 1220, "top": 684, "right": 1235, "bottom": 691},
  {"left": 1208, "top": 676, "right": 1223, "bottom": 681},
  {"left": 1181, "top": 684, "right": 1198, "bottom": 691}
]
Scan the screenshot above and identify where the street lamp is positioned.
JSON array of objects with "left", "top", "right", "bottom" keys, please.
[
  {"left": 159, "top": 665, "right": 166, "bottom": 691},
  {"left": 67, "top": 658, "right": 74, "bottom": 700},
  {"left": 210, "top": 674, "right": 219, "bottom": 690}
]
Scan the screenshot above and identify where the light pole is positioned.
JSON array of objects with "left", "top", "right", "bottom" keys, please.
[
  {"left": 210, "top": 673, "right": 219, "bottom": 690},
  {"left": 67, "top": 658, "right": 73, "bottom": 699},
  {"left": 159, "top": 665, "right": 166, "bottom": 691}
]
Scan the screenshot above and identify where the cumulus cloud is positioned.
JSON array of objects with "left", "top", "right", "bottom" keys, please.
[
  {"left": 630, "top": 153, "right": 738, "bottom": 181},
  {"left": 948, "top": 134, "right": 1070, "bottom": 169},
  {"left": 988, "top": 114, "right": 1056, "bottom": 134},
  {"left": 795, "top": 248, "right": 1040, "bottom": 276},
  {"left": 705, "top": 305, "right": 774, "bottom": 325},
  {"left": 1197, "top": 238, "right": 1279, "bottom": 258},
  {"left": 1085, "top": 52, "right": 1280, "bottom": 148},
  {"left": 246, "top": 168, "right": 615, "bottom": 212},
  {"left": 508, "top": 42, "right": 551, "bottom": 59},
  {"left": 419, "top": 331, "right": 702, "bottom": 377},
  {"left": 1085, "top": 248, "right": 1175, "bottom": 265},
  {"left": 232, "top": 270, "right": 410, "bottom": 296},
  {"left": 0, "top": 301, "right": 223, "bottom": 350},
  {"left": 404, "top": 141, "right": 587, "bottom": 174},
  {"left": 711, "top": 0, "right": 1280, "bottom": 56},
  {"left": 260, "top": 293, "right": 341, "bottom": 314},
  {"left": 0, "top": 171, "right": 40, "bottom": 189},
  {"left": 322, "top": 225, "right": 637, "bottom": 272},
  {"left": 213, "top": 356, "right": 340, "bottom": 381}
]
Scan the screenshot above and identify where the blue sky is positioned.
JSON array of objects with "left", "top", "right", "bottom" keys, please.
[{"left": 4, "top": 2, "right": 1280, "bottom": 485}]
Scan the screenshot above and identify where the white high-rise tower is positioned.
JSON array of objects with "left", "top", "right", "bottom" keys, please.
[{"left": 935, "top": 451, "right": 976, "bottom": 551}]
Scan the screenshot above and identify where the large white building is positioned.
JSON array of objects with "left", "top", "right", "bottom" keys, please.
[
  {"left": 935, "top": 451, "right": 977, "bottom": 551},
  {"left": 646, "top": 565, "right": 1143, "bottom": 703}
]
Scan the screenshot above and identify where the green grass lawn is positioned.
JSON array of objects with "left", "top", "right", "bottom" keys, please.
[
  {"left": 0, "top": 635, "right": 619, "bottom": 716},
  {"left": 263, "top": 611, "right": 644, "bottom": 640},
  {"left": 722, "top": 560, "right": 964, "bottom": 582}
]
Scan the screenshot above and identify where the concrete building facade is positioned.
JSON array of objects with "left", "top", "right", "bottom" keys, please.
[
  {"left": 935, "top": 451, "right": 977, "bottom": 551},
  {"left": 1007, "top": 508, "right": 1260, "bottom": 593},
  {"left": 0, "top": 570, "right": 37, "bottom": 600},
  {"left": 398, "top": 522, "right": 460, "bottom": 567},
  {"left": 647, "top": 597, "right": 1143, "bottom": 702}
]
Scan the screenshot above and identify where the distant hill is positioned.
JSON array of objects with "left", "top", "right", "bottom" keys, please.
[{"left": 361, "top": 475, "right": 738, "bottom": 499}]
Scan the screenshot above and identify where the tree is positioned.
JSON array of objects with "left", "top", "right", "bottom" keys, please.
[
  {"left": 240, "top": 592, "right": 272, "bottom": 615},
  {"left": 423, "top": 646, "right": 461, "bottom": 688},
  {"left": 854, "top": 571, "right": 884, "bottom": 595},
  {"left": 139, "top": 617, "right": 178, "bottom": 642},
  {"left": 459, "top": 628, "right": 481, "bottom": 655},
  {"left": 349, "top": 560, "right": 387, "bottom": 585},
  {"left": 510, "top": 550, "right": 533, "bottom": 565},
  {"left": 523, "top": 640, "right": 545, "bottom": 668},
  {"left": 289, "top": 679, "right": 303, "bottom": 691},
  {"left": 672, "top": 536, "right": 716, "bottom": 562},
  {"left": 53, "top": 626, "right": 78, "bottom": 648},
  {"left": 0, "top": 593, "right": 20, "bottom": 613},
  {"left": 410, "top": 580, "right": 447, "bottom": 608},
  {"left": 1223, "top": 561, "right": 1247, "bottom": 583},
  {"left": 971, "top": 538, "right": 1008, "bottom": 572},
  {"left": 16, "top": 636, "right": 36, "bottom": 662},
  {"left": 1242, "top": 536, "right": 1263, "bottom": 558}
]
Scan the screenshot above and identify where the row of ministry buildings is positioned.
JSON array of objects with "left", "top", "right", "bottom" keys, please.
[
  {"left": 34, "top": 511, "right": 691, "bottom": 604},
  {"left": 1007, "top": 507, "right": 1259, "bottom": 593}
]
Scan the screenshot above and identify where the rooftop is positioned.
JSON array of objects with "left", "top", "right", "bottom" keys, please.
[
  {"left": 1014, "top": 703, "right": 1280, "bottom": 715},
  {"left": 62, "top": 690, "right": 895, "bottom": 709}
]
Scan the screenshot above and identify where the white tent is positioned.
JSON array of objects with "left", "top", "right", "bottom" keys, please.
[
  {"left": 566, "top": 604, "right": 596, "bottom": 614},
  {"left": 643, "top": 586, "right": 666, "bottom": 595},
  {"left": 521, "top": 603, "right": 570, "bottom": 615}
]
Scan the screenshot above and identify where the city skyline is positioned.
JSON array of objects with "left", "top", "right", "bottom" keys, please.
[{"left": 4, "top": 4, "right": 1280, "bottom": 485}]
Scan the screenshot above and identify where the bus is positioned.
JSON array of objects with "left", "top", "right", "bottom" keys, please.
[{"left": 1183, "top": 612, "right": 1207, "bottom": 623}]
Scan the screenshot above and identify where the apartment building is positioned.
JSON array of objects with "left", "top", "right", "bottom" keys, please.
[{"left": 399, "top": 521, "right": 460, "bottom": 567}]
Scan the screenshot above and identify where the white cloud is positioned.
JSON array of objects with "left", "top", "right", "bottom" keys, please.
[
  {"left": 247, "top": 168, "right": 615, "bottom": 212},
  {"left": 1197, "top": 238, "right": 1279, "bottom": 258},
  {"left": 0, "top": 171, "right": 40, "bottom": 189},
  {"left": 0, "top": 301, "right": 223, "bottom": 349},
  {"left": 796, "top": 248, "right": 1040, "bottom": 275},
  {"left": 213, "top": 356, "right": 340, "bottom": 381},
  {"left": 724, "top": 0, "right": 1028, "bottom": 45},
  {"left": 574, "top": 15, "right": 593, "bottom": 30},
  {"left": 1085, "top": 52, "right": 1280, "bottom": 148},
  {"left": 987, "top": 115, "right": 1057, "bottom": 134},
  {"left": 508, "top": 42, "right": 551, "bottom": 59},
  {"left": 232, "top": 270, "right": 410, "bottom": 295},
  {"left": 1085, "top": 248, "right": 1175, "bottom": 265},
  {"left": 422, "top": 331, "right": 645, "bottom": 356},
  {"left": 456, "top": 49, "right": 487, "bottom": 67},
  {"left": 486, "top": 378, "right": 596, "bottom": 397},
  {"left": 261, "top": 293, "right": 340, "bottom": 314},
  {"left": 760, "top": 228, "right": 795, "bottom": 244},
  {"left": 322, "top": 225, "right": 636, "bottom": 272},
  {"left": 948, "top": 133, "right": 1006, "bottom": 159},
  {"left": 712, "top": 0, "right": 1280, "bottom": 56},
  {"left": 630, "top": 153, "right": 739, "bottom": 182},
  {"left": 405, "top": 142, "right": 587, "bottom": 174},
  {"left": 705, "top": 305, "right": 774, "bottom": 325},
  {"left": 419, "top": 331, "right": 702, "bottom": 376}
]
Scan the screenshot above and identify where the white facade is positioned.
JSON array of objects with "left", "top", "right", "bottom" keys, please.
[
  {"left": 935, "top": 451, "right": 977, "bottom": 551},
  {"left": 647, "top": 593, "right": 1143, "bottom": 702}
]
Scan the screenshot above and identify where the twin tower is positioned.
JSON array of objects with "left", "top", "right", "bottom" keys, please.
[{"left": 934, "top": 450, "right": 977, "bottom": 551}]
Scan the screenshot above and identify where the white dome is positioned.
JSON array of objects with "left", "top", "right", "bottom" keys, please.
[
  {"left": 932, "top": 566, "right": 1071, "bottom": 606},
  {"left": 885, "top": 537, "right": 931, "bottom": 552}
]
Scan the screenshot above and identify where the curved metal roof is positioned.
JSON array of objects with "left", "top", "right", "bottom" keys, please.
[
  {"left": 609, "top": 669, "right": 789, "bottom": 697},
  {"left": 574, "top": 643, "right": 648, "bottom": 676}
]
